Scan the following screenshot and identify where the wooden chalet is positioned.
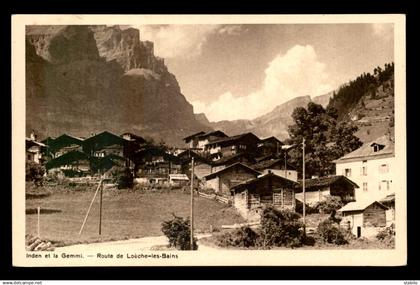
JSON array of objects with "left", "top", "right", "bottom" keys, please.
[
  {"left": 203, "top": 162, "right": 261, "bottom": 197},
  {"left": 176, "top": 150, "right": 213, "bottom": 179},
  {"left": 183, "top": 131, "right": 206, "bottom": 149},
  {"left": 257, "top": 136, "right": 284, "bottom": 157},
  {"left": 338, "top": 200, "right": 389, "bottom": 238},
  {"left": 45, "top": 134, "right": 84, "bottom": 159},
  {"left": 230, "top": 172, "right": 299, "bottom": 220},
  {"left": 252, "top": 158, "right": 298, "bottom": 181},
  {"left": 132, "top": 146, "right": 182, "bottom": 179},
  {"left": 204, "top": 132, "right": 261, "bottom": 158},
  {"left": 295, "top": 175, "right": 358, "bottom": 206},
  {"left": 83, "top": 131, "right": 126, "bottom": 158},
  {"left": 46, "top": 150, "right": 91, "bottom": 175},
  {"left": 211, "top": 152, "right": 256, "bottom": 173}
]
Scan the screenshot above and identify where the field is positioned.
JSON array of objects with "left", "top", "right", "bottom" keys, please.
[{"left": 26, "top": 185, "right": 245, "bottom": 247}]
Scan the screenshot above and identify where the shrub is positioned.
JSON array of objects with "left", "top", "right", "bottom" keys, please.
[
  {"left": 161, "top": 214, "right": 198, "bottom": 250},
  {"left": 26, "top": 161, "right": 45, "bottom": 186},
  {"left": 317, "top": 219, "right": 348, "bottom": 245},
  {"left": 295, "top": 199, "right": 318, "bottom": 215},
  {"left": 109, "top": 166, "right": 133, "bottom": 189},
  {"left": 216, "top": 226, "right": 258, "bottom": 248},
  {"left": 315, "top": 196, "right": 343, "bottom": 214},
  {"left": 257, "top": 207, "right": 304, "bottom": 248},
  {"left": 376, "top": 223, "right": 395, "bottom": 246}
]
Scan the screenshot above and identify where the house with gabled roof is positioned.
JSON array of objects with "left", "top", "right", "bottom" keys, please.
[
  {"left": 338, "top": 200, "right": 389, "bottom": 238},
  {"left": 203, "top": 162, "right": 261, "bottom": 197},
  {"left": 230, "top": 172, "right": 299, "bottom": 220},
  {"left": 46, "top": 133, "right": 84, "bottom": 159},
  {"left": 26, "top": 137, "right": 47, "bottom": 164},
  {"left": 210, "top": 152, "right": 256, "bottom": 173},
  {"left": 183, "top": 131, "right": 206, "bottom": 149},
  {"left": 257, "top": 136, "right": 284, "bottom": 157},
  {"left": 204, "top": 132, "right": 261, "bottom": 158},
  {"left": 252, "top": 158, "right": 298, "bottom": 181},
  {"left": 295, "top": 175, "right": 358, "bottom": 206},
  {"left": 334, "top": 135, "right": 395, "bottom": 202},
  {"left": 83, "top": 131, "right": 126, "bottom": 158}
]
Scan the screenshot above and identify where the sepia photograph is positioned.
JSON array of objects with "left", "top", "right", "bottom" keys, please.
[{"left": 12, "top": 14, "right": 406, "bottom": 266}]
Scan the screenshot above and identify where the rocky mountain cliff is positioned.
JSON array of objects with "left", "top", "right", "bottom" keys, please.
[{"left": 26, "top": 25, "right": 210, "bottom": 146}]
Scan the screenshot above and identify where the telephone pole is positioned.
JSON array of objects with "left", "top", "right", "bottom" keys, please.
[
  {"left": 302, "top": 137, "right": 306, "bottom": 235},
  {"left": 190, "top": 155, "right": 195, "bottom": 249}
]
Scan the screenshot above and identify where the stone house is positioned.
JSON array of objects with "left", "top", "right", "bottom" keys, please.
[
  {"left": 334, "top": 135, "right": 395, "bottom": 202},
  {"left": 230, "top": 172, "right": 299, "bottom": 220},
  {"left": 203, "top": 162, "right": 260, "bottom": 196},
  {"left": 338, "top": 200, "right": 389, "bottom": 238}
]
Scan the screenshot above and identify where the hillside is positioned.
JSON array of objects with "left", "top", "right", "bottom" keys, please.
[
  {"left": 26, "top": 25, "right": 211, "bottom": 146},
  {"left": 328, "top": 63, "right": 394, "bottom": 143},
  {"left": 208, "top": 95, "right": 318, "bottom": 140}
]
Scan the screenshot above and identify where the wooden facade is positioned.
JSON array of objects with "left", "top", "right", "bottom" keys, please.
[
  {"left": 231, "top": 172, "right": 299, "bottom": 220},
  {"left": 204, "top": 163, "right": 260, "bottom": 196},
  {"left": 338, "top": 201, "right": 388, "bottom": 238}
]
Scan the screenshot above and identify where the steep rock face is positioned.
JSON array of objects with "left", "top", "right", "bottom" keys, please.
[{"left": 26, "top": 25, "right": 209, "bottom": 146}]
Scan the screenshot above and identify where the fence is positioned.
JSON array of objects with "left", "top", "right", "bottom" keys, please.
[{"left": 197, "top": 191, "right": 231, "bottom": 205}]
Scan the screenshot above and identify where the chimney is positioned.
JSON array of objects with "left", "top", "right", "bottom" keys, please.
[{"left": 30, "top": 130, "right": 36, "bottom": 141}]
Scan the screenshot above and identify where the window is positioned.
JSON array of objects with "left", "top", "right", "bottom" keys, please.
[
  {"left": 363, "top": 182, "right": 368, "bottom": 192},
  {"left": 361, "top": 160, "right": 367, "bottom": 176},
  {"left": 344, "top": 168, "right": 352, "bottom": 177},
  {"left": 379, "top": 164, "right": 389, "bottom": 173}
]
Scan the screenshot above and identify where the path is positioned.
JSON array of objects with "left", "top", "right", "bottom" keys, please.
[{"left": 55, "top": 233, "right": 218, "bottom": 252}]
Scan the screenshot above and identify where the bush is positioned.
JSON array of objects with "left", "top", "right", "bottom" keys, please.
[
  {"left": 216, "top": 226, "right": 258, "bottom": 248},
  {"left": 109, "top": 166, "right": 133, "bottom": 189},
  {"left": 376, "top": 224, "right": 395, "bottom": 246},
  {"left": 26, "top": 161, "right": 45, "bottom": 186},
  {"left": 295, "top": 199, "right": 318, "bottom": 215},
  {"left": 161, "top": 214, "right": 198, "bottom": 250},
  {"left": 317, "top": 219, "right": 348, "bottom": 245},
  {"left": 314, "top": 196, "right": 344, "bottom": 214},
  {"left": 257, "top": 207, "right": 304, "bottom": 248}
]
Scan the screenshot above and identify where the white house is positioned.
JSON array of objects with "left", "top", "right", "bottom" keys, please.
[{"left": 334, "top": 135, "right": 395, "bottom": 203}]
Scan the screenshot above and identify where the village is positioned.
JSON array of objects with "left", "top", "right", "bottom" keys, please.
[{"left": 25, "top": 125, "right": 396, "bottom": 250}]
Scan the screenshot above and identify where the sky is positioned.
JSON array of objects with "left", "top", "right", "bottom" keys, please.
[{"left": 135, "top": 23, "right": 394, "bottom": 122}]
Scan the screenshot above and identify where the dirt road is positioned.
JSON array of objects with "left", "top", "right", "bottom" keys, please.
[{"left": 55, "top": 234, "right": 218, "bottom": 252}]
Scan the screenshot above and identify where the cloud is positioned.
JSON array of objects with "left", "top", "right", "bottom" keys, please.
[
  {"left": 372, "top": 23, "right": 393, "bottom": 41},
  {"left": 136, "top": 24, "right": 247, "bottom": 59},
  {"left": 192, "top": 45, "right": 332, "bottom": 121}
]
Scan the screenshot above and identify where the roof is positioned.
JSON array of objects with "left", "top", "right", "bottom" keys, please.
[
  {"left": 211, "top": 153, "right": 255, "bottom": 166},
  {"left": 197, "top": 130, "right": 228, "bottom": 140},
  {"left": 334, "top": 135, "right": 394, "bottom": 163},
  {"left": 380, "top": 193, "right": 395, "bottom": 204},
  {"left": 252, "top": 158, "right": 296, "bottom": 171},
  {"left": 259, "top": 136, "right": 283, "bottom": 145},
  {"left": 169, "top": 174, "right": 189, "bottom": 180},
  {"left": 83, "top": 131, "right": 125, "bottom": 151},
  {"left": 46, "top": 150, "right": 89, "bottom": 169},
  {"left": 176, "top": 150, "right": 212, "bottom": 165},
  {"left": 26, "top": 138, "right": 46, "bottom": 147},
  {"left": 205, "top": 132, "right": 260, "bottom": 146},
  {"left": 204, "top": 162, "right": 261, "bottom": 180},
  {"left": 183, "top": 131, "right": 206, "bottom": 142},
  {"left": 231, "top": 172, "right": 300, "bottom": 192},
  {"left": 338, "top": 200, "right": 388, "bottom": 212},
  {"left": 298, "top": 175, "right": 359, "bottom": 190}
]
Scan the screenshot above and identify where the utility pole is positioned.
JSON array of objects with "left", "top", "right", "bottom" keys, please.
[
  {"left": 284, "top": 152, "right": 287, "bottom": 179},
  {"left": 99, "top": 180, "right": 103, "bottom": 235},
  {"left": 190, "top": 155, "right": 195, "bottom": 249},
  {"left": 302, "top": 137, "right": 306, "bottom": 235}
]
